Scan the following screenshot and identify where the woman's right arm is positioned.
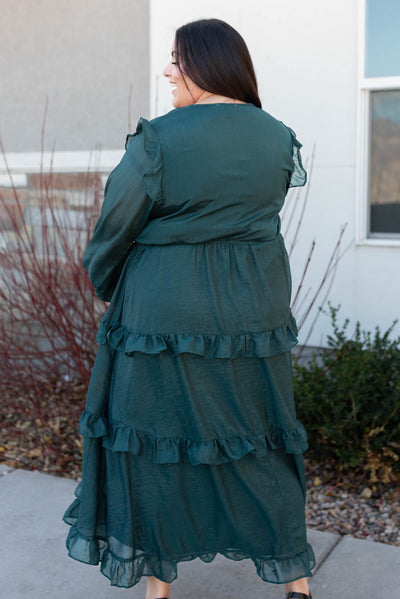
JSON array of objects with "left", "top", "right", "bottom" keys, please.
[{"left": 82, "top": 121, "right": 161, "bottom": 301}]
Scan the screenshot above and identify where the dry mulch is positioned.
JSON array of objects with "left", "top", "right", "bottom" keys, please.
[
  {"left": 1, "top": 381, "right": 399, "bottom": 547},
  {"left": 0, "top": 381, "right": 85, "bottom": 481}
]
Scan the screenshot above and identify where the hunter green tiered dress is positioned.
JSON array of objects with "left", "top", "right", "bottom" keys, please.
[{"left": 62, "top": 102, "right": 316, "bottom": 587}]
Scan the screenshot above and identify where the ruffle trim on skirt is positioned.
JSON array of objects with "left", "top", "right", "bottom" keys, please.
[
  {"left": 95, "top": 314, "right": 299, "bottom": 359},
  {"left": 63, "top": 484, "right": 315, "bottom": 588},
  {"left": 78, "top": 409, "right": 309, "bottom": 463}
]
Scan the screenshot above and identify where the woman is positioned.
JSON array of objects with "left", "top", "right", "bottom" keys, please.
[{"left": 63, "top": 18, "right": 315, "bottom": 599}]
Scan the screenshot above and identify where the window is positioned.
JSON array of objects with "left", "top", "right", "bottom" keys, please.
[
  {"left": 369, "top": 90, "right": 400, "bottom": 236},
  {"left": 358, "top": 0, "right": 400, "bottom": 242},
  {"left": 365, "top": 1, "right": 400, "bottom": 77}
]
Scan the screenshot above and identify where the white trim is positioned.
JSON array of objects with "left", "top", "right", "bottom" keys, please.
[
  {"left": 358, "top": 0, "right": 366, "bottom": 83},
  {"left": 355, "top": 88, "right": 370, "bottom": 242},
  {"left": 356, "top": 0, "right": 368, "bottom": 243},
  {"left": 355, "top": 0, "right": 400, "bottom": 247},
  {"left": 355, "top": 238, "right": 400, "bottom": 248},
  {"left": 0, "top": 149, "right": 124, "bottom": 175},
  {"left": 0, "top": 174, "right": 28, "bottom": 188},
  {"left": 361, "top": 76, "right": 400, "bottom": 89}
]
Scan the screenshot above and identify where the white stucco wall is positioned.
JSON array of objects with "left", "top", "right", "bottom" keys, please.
[
  {"left": 0, "top": 0, "right": 150, "bottom": 153},
  {"left": 150, "top": 0, "right": 400, "bottom": 347}
]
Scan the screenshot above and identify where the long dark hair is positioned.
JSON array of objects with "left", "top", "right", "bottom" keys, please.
[{"left": 174, "top": 18, "right": 262, "bottom": 108}]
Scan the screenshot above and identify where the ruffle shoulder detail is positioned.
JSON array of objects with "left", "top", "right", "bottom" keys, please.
[
  {"left": 95, "top": 313, "right": 299, "bottom": 359},
  {"left": 125, "top": 116, "right": 163, "bottom": 201},
  {"left": 78, "top": 409, "right": 308, "bottom": 464},
  {"left": 281, "top": 122, "right": 307, "bottom": 188}
]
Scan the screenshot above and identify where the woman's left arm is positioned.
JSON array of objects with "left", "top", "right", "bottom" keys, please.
[{"left": 82, "top": 120, "right": 161, "bottom": 301}]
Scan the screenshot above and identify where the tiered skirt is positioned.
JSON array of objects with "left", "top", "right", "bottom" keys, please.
[
  {"left": 63, "top": 239, "right": 315, "bottom": 587},
  {"left": 62, "top": 340, "right": 315, "bottom": 587}
]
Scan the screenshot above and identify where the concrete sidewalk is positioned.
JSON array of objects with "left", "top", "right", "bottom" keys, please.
[{"left": 0, "top": 464, "right": 399, "bottom": 599}]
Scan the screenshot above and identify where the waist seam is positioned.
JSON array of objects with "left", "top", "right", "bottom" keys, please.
[{"left": 134, "top": 236, "right": 281, "bottom": 247}]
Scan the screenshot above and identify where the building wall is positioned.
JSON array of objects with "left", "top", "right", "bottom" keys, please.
[
  {"left": 0, "top": 0, "right": 150, "bottom": 153},
  {"left": 1, "top": 1, "right": 398, "bottom": 348},
  {"left": 150, "top": 0, "right": 400, "bottom": 347},
  {"left": 0, "top": 1, "right": 150, "bottom": 261}
]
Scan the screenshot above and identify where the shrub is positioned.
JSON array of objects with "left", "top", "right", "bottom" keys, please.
[
  {"left": 0, "top": 144, "right": 107, "bottom": 475},
  {"left": 293, "top": 303, "right": 400, "bottom": 480}
]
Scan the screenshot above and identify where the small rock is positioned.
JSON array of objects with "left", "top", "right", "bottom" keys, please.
[{"left": 360, "top": 487, "right": 373, "bottom": 498}]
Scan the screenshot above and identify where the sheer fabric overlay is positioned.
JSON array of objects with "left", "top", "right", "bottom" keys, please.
[{"left": 63, "top": 434, "right": 315, "bottom": 587}]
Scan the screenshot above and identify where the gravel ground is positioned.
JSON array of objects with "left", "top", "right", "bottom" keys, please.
[{"left": 305, "top": 460, "right": 400, "bottom": 547}]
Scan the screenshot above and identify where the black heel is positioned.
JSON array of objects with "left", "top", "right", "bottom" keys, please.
[{"left": 286, "top": 592, "right": 312, "bottom": 599}]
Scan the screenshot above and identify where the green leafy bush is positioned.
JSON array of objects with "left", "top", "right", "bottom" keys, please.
[{"left": 293, "top": 304, "right": 400, "bottom": 479}]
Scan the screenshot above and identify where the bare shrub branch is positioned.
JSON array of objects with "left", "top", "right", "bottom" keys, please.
[
  {"left": 0, "top": 105, "right": 106, "bottom": 473},
  {"left": 281, "top": 145, "right": 351, "bottom": 347}
]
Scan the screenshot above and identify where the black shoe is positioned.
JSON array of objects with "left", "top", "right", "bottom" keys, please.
[{"left": 286, "top": 593, "right": 312, "bottom": 599}]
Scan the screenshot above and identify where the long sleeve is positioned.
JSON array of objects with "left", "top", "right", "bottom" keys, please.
[{"left": 82, "top": 118, "right": 162, "bottom": 301}]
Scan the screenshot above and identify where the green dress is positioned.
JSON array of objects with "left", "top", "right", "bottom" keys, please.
[{"left": 62, "top": 102, "right": 316, "bottom": 587}]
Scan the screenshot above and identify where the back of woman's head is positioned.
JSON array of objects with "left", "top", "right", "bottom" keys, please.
[{"left": 175, "top": 18, "right": 262, "bottom": 108}]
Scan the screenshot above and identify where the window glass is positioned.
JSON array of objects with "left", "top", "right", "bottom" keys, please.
[
  {"left": 365, "top": 0, "right": 400, "bottom": 77},
  {"left": 369, "top": 90, "right": 400, "bottom": 235}
]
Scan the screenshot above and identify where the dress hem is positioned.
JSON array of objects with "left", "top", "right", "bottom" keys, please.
[{"left": 63, "top": 521, "right": 315, "bottom": 588}]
